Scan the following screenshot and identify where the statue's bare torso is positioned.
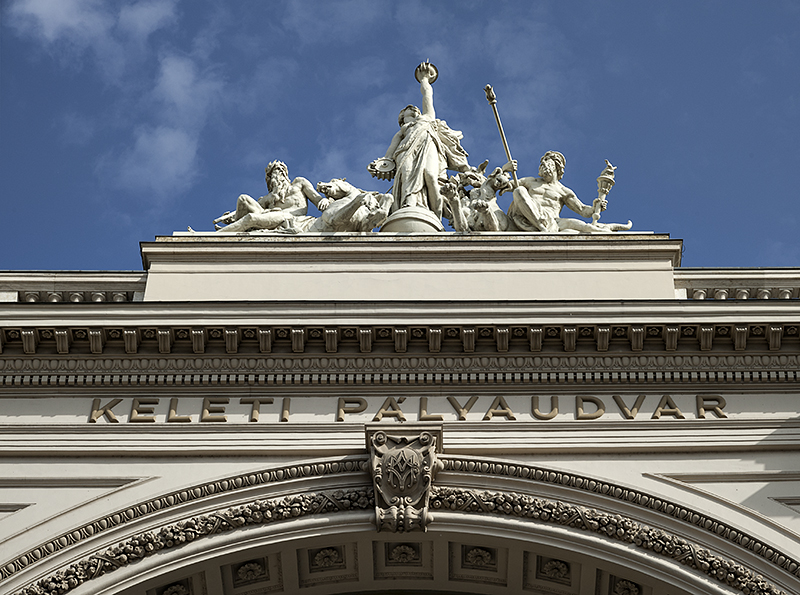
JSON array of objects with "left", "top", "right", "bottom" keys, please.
[
  {"left": 508, "top": 175, "right": 583, "bottom": 233},
  {"left": 258, "top": 177, "right": 318, "bottom": 217}
]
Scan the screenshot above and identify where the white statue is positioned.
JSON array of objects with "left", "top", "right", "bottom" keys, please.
[
  {"left": 442, "top": 163, "right": 514, "bottom": 232},
  {"left": 302, "top": 179, "right": 394, "bottom": 232},
  {"left": 218, "top": 178, "right": 393, "bottom": 234},
  {"left": 505, "top": 152, "right": 632, "bottom": 233},
  {"left": 212, "top": 161, "right": 330, "bottom": 233},
  {"left": 193, "top": 73, "right": 636, "bottom": 237},
  {"left": 369, "top": 61, "right": 471, "bottom": 219}
]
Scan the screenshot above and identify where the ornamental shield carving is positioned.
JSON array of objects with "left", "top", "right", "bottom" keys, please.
[{"left": 366, "top": 426, "right": 443, "bottom": 532}]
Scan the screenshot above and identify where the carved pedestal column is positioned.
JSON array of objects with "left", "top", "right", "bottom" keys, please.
[{"left": 365, "top": 425, "right": 443, "bottom": 532}]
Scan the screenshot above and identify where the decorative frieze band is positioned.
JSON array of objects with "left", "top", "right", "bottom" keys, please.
[
  {"left": 1, "top": 323, "right": 798, "bottom": 357},
  {"left": 0, "top": 354, "right": 797, "bottom": 388}
]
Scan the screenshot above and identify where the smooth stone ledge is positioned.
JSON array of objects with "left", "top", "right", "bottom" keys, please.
[{"left": 142, "top": 234, "right": 681, "bottom": 302}]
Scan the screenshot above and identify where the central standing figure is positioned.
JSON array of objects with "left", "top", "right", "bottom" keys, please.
[{"left": 373, "top": 62, "right": 471, "bottom": 219}]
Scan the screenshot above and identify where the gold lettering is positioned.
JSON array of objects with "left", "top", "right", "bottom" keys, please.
[
  {"left": 483, "top": 396, "right": 516, "bottom": 421},
  {"left": 447, "top": 396, "right": 479, "bottom": 420},
  {"left": 89, "top": 398, "right": 122, "bottom": 423},
  {"left": 613, "top": 394, "right": 646, "bottom": 420},
  {"left": 130, "top": 398, "right": 158, "bottom": 423},
  {"left": 167, "top": 398, "right": 191, "bottom": 422},
  {"left": 576, "top": 396, "right": 605, "bottom": 420},
  {"left": 336, "top": 398, "right": 367, "bottom": 422},
  {"left": 652, "top": 395, "right": 685, "bottom": 419},
  {"left": 373, "top": 397, "right": 406, "bottom": 422},
  {"left": 419, "top": 397, "right": 444, "bottom": 421},
  {"left": 201, "top": 397, "right": 229, "bottom": 422},
  {"left": 531, "top": 396, "right": 558, "bottom": 420},
  {"left": 696, "top": 395, "right": 727, "bottom": 419},
  {"left": 280, "top": 397, "right": 291, "bottom": 423},
  {"left": 240, "top": 397, "right": 273, "bottom": 422}
]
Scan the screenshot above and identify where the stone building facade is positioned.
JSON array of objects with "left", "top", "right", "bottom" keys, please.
[{"left": 1, "top": 233, "right": 799, "bottom": 595}]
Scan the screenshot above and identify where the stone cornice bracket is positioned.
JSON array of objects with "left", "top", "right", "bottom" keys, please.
[
  {"left": 366, "top": 424, "right": 444, "bottom": 533},
  {"left": 123, "top": 328, "right": 139, "bottom": 354},
  {"left": 0, "top": 322, "right": 798, "bottom": 357}
]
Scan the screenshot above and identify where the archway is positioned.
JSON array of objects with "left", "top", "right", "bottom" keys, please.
[{"left": 5, "top": 455, "right": 797, "bottom": 595}]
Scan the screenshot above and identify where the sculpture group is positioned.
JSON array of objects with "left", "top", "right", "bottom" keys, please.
[{"left": 203, "top": 61, "right": 632, "bottom": 235}]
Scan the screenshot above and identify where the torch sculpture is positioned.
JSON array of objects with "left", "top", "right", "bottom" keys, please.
[{"left": 592, "top": 160, "right": 617, "bottom": 224}]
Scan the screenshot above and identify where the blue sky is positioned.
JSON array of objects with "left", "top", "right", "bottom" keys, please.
[{"left": 1, "top": 0, "right": 798, "bottom": 271}]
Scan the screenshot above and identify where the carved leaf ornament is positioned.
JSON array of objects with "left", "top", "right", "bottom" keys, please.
[
  {"left": 389, "top": 545, "right": 419, "bottom": 563},
  {"left": 465, "top": 547, "right": 493, "bottom": 568},
  {"left": 313, "top": 548, "right": 341, "bottom": 568},
  {"left": 542, "top": 560, "right": 569, "bottom": 579},
  {"left": 236, "top": 562, "right": 264, "bottom": 581},
  {"left": 614, "top": 579, "right": 640, "bottom": 595}
]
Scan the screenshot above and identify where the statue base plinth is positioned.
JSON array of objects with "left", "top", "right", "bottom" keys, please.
[
  {"left": 143, "top": 233, "right": 679, "bottom": 301},
  {"left": 380, "top": 207, "right": 445, "bottom": 233}
]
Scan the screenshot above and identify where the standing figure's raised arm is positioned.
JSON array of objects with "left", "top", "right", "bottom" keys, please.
[
  {"left": 421, "top": 78, "right": 435, "bottom": 119},
  {"left": 416, "top": 61, "right": 437, "bottom": 118}
]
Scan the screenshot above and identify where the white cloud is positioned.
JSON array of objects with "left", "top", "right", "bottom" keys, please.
[
  {"left": 110, "top": 125, "right": 199, "bottom": 197},
  {"left": 153, "top": 54, "right": 224, "bottom": 127},
  {"left": 302, "top": 3, "right": 579, "bottom": 189},
  {"left": 228, "top": 57, "right": 300, "bottom": 117},
  {"left": 118, "top": 0, "right": 178, "bottom": 43},
  {"left": 281, "top": 0, "right": 383, "bottom": 45},
  {"left": 10, "top": 1, "right": 222, "bottom": 204},
  {"left": 8, "top": 0, "right": 177, "bottom": 81},
  {"left": 9, "top": 0, "right": 113, "bottom": 46},
  {"left": 96, "top": 52, "right": 225, "bottom": 200},
  {"left": 308, "top": 87, "right": 410, "bottom": 192},
  {"left": 187, "top": 3, "right": 228, "bottom": 61},
  {"left": 308, "top": 148, "right": 352, "bottom": 185}
]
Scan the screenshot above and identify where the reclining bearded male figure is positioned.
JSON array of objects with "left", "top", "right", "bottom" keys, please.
[
  {"left": 212, "top": 160, "right": 330, "bottom": 233},
  {"left": 208, "top": 163, "right": 392, "bottom": 234},
  {"left": 505, "top": 151, "right": 632, "bottom": 233}
]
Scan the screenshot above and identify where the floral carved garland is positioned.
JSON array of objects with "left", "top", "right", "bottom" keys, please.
[
  {"left": 13, "top": 489, "right": 374, "bottom": 595},
  {"left": 5, "top": 455, "right": 800, "bottom": 595},
  {"left": 0, "top": 457, "right": 369, "bottom": 584},
  {"left": 430, "top": 487, "right": 790, "bottom": 595},
  {"left": 11, "top": 486, "right": 794, "bottom": 595},
  {"left": 439, "top": 456, "right": 800, "bottom": 581}
]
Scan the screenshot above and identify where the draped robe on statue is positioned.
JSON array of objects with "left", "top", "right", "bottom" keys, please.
[{"left": 390, "top": 113, "right": 470, "bottom": 217}]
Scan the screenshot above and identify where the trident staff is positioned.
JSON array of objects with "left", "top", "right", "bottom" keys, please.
[{"left": 484, "top": 84, "right": 519, "bottom": 187}]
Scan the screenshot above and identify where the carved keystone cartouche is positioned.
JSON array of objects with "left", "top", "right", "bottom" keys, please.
[{"left": 366, "top": 425, "right": 443, "bottom": 532}]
